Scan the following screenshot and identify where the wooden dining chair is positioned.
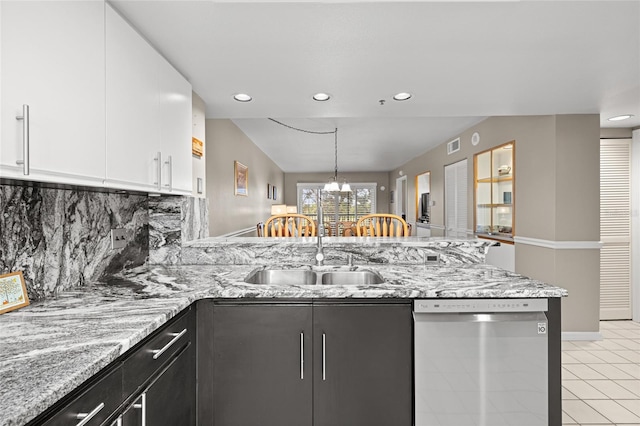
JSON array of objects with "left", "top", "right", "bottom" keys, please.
[
  {"left": 340, "top": 221, "right": 357, "bottom": 236},
  {"left": 313, "top": 220, "right": 333, "bottom": 236},
  {"left": 263, "top": 214, "right": 316, "bottom": 237},
  {"left": 356, "top": 214, "right": 409, "bottom": 237}
]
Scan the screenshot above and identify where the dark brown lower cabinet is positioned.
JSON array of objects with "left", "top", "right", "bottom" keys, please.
[
  {"left": 117, "top": 309, "right": 196, "bottom": 426},
  {"left": 209, "top": 300, "right": 412, "bottom": 426},
  {"left": 212, "top": 303, "right": 313, "bottom": 426},
  {"left": 145, "top": 342, "right": 196, "bottom": 425},
  {"left": 313, "top": 302, "right": 413, "bottom": 426},
  {"left": 117, "top": 344, "right": 195, "bottom": 425}
]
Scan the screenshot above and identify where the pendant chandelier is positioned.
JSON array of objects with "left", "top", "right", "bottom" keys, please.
[
  {"left": 267, "top": 118, "right": 350, "bottom": 193},
  {"left": 323, "top": 127, "right": 351, "bottom": 192}
]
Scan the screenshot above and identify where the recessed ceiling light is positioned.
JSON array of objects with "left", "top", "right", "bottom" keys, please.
[
  {"left": 393, "top": 92, "right": 412, "bottom": 101},
  {"left": 608, "top": 114, "right": 634, "bottom": 121},
  {"left": 233, "top": 93, "right": 252, "bottom": 102},
  {"left": 313, "top": 93, "right": 331, "bottom": 102}
]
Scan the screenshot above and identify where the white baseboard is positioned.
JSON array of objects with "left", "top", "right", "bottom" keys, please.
[
  {"left": 561, "top": 331, "right": 603, "bottom": 341},
  {"left": 218, "top": 226, "right": 256, "bottom": 238},
  {"left": 514, "top": 236, "right": 602, "bottom": 250}
]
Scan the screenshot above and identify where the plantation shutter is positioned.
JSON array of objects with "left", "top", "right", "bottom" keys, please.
[
  {"left": 600, "top": 139, "right": 632, "bottom": 320},
  {"left": 445, "top": 159, "right": 468, "bottom": 238}
]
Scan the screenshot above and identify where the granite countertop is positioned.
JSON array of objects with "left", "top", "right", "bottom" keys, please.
[{"left": 1, "top": 262, "right": 567, "bottom": 426}]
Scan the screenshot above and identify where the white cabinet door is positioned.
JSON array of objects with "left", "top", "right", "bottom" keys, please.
[
  {"left": 158, "top": 57, "right": 192, "bottom": 195},
  {"left": 105, "top": 4, "right": 192, "bottom": 194},
  {"left": 0, "top": 1, "right": 105, "bottom": 186},
  {"left": 105, "top": 4, "right": 160, "bottom": 192}
]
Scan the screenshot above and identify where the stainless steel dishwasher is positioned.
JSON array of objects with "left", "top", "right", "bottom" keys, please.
[{"left": 414, "top": 299, "right": 549, "bottom": 426}]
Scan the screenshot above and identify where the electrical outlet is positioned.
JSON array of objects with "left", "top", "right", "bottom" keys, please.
[
  {"left": 111, "top": 228, "right": 127, "bottom": 250},
  {"left": 423, "top": 253, "right": 440, "bottom": 265}
]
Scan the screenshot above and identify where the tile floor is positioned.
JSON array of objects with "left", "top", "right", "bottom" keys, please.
[{"left": 562, "top": 320, "right": 640, "bottom": 425}]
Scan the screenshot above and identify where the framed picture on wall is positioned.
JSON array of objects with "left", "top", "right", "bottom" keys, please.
[
  {"left": 0, "top": 271, "right": 30, "bottom": 315},
  {"left": 267, "top": 183, "right": 271, "bottom": 199},
  {"left": 272, "top": 186, "right": 277, "bottom": 200},
  {"left": 234, "top": 161, "right": 248, "bottom": 196}
]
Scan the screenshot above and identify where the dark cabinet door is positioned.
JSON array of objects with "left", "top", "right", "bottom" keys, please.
[
  {"left": 313, "top": 303, "right": 413, "bottom": 426},
  {"left": 144, "top": 343, "right": 196, "bottom": 426},
  {"left": 212, "top": 303, "right": 313, "bottom": 426}
]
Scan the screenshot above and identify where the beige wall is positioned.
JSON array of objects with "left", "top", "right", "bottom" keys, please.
[
  {"left": 391, "top": 114, "right": 601, "bottom": 333},
  {"left": 284, "top": 172, "right": 391, "bottom": 213},
  {"left": 206, "top": 119, "right": 284, "bottom": 236},
  {"left": 192, "top": 92, "right": 206, "bottom": 198},
  {"left": 601, "top": 128, "right": 634, "bottom": 139},
  {"left": 555, "top": 116, "right": 600, "bottom": 242}
]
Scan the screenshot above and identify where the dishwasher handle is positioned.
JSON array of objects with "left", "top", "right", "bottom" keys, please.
[{"left": 413, "top": 311, "right": 548, "bottom": 324}]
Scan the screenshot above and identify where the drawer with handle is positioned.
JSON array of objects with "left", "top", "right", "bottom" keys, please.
[
  {"left": 42, "top": 365, "right": 122, "bottom": 426},
  {"left": 122, "top": 308, "right": 193, "bottom": 397}
]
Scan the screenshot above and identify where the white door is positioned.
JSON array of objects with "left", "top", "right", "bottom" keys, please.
[
  {"left": 600, "top": 139, "right": 632, "bottom": 320},
  {"left": 445, "top": 159, "right": 468, "bottom": 238}
]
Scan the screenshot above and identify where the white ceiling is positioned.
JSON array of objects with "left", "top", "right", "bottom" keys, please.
[{"left": 110, "top": 0, "right": 640, "bottom": 173}]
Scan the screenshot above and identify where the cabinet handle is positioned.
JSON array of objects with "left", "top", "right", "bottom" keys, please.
[
  {"left": 300, "top": 332, "right": 304, "bottom": 380},
  {"left": 154, "top": 152, "right": 162, "bottom": 191},
  {"left": 163, "top": 155, "right": 172, "bottom": 191},
  {"left": 15, "top": 104, "right": 30, "bottom": 175},
  {"left": 75, "top": 402, "right": 104, "bottom": 426},
  {"left": 133, "top": 392, "right": 147, "bottom": 426},
  {"left": 322, "top": 332, "right": 326, "bottom": 381},
  {"left": 152, "top": 328, "right": 187, "bottom": 359}
]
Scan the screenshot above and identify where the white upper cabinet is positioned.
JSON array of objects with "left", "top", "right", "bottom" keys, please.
[
  {"left": 105, "top": 4, "right": 161, "bottom": 192},
  {"left": 105, "top": 4, "right": 192, "bottom": 195},
  {"left": 158, "top": 60, "right": 193, "bottom": 194},
  {"left": 0, "top": 1, "right": 106, "bottom": 186}
]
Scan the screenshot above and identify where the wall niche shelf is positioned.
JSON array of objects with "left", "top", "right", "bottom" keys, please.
[{"left": 474, "top": 141, "right": 515, "bottom": 242}]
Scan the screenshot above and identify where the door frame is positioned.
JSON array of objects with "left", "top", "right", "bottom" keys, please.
[{"left": 395, "top": 175, "right": 407, "bottom": 218}]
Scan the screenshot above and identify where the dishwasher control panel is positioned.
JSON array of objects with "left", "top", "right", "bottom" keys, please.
[{"left": 414, "top": 298, "right": 548, "bottom": 313}]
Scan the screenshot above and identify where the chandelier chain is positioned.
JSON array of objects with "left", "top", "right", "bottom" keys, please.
[
  {"left": 334, "top": 128, "right": 338, "bottom": 179},
  {"left": 268, "top": 119, "right": 348, "bottom": 191},
  {"left": 268, "top": 118, "right": 336, "bottom": 135}
]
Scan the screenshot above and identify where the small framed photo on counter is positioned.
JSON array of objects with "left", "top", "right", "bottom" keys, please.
[{"left": 0, "top": 271, "right": 30, "bottom": 315}]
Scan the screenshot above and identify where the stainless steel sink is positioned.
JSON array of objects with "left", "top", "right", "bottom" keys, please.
[
  {"left": 244, "top": 268, "right": 386, "bottom": 286},
  {"left": 320, "top": 270, "right": 384, "bottom": 285},
  {"left": 244, "top": 269, "right": 317, "bottom": 285}
]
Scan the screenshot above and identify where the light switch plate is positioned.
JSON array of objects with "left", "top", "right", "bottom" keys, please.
[{"left": 111, "top": 228, "right": 126, "bottom": 250}]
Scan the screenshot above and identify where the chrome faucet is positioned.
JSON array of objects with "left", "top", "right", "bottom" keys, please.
[
  {"left": 315, "top": 194, "right": 325, "bottom": 266},
  {"left": 316, "top": 228, "right": 325, "bottom": 266}
]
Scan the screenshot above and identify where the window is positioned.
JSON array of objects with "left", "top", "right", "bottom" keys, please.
[{"left": 297, "top": 183, "right": 377, "bottom": 236}]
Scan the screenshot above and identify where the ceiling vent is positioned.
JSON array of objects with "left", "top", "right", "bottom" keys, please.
[{"left": 447, "top": 138, "right": 461, "bottom": 155}]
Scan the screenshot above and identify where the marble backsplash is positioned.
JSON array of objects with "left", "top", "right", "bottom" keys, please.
[
  {"left": 182, "top": 237, "right": 493, "bottom": 266},
  {"left": 148, "top": 195, "right": 209, "bottom": 265},
  {"left": 0, "top": 183, "right": 149, "bottom": 300}
]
